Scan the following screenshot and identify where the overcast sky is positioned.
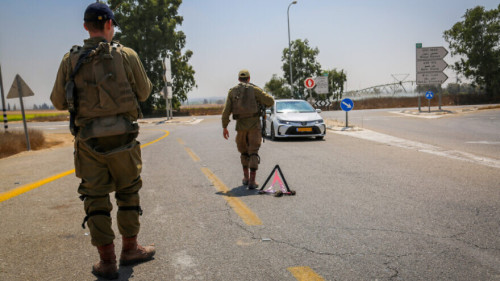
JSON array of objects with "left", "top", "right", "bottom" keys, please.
[{"left": 1, "top": 0, "right": 498, "bottom": 108}]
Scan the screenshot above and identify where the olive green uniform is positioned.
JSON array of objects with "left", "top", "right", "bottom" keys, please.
[
  {"left": 51, "top": 37, "right": 151, "bottom": 247},
  {"left": 222, "top": 83, "right": 274, "bottom": 170}
]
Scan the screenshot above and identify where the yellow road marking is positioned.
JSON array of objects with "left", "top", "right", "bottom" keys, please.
[
  {"left": 141, "top": 129, "right": 170, "bottom": 148},
  {"left": 0, "top": 169, "right": 75, "bottom": 203},
  {"left": 177, "top": 138, "right": 185, "bottom": 145},
  {"left": 0, "top": 129, "right": 170, "bottom": 203},
  {"left": 184, "top": 147, "right": 200, "bottom": 162},
  {"left": 288, "top": 266, "right": 325, "bottom": 281},
  {"left": 201, "top": 167, "right": 262, "bottom": 226}
]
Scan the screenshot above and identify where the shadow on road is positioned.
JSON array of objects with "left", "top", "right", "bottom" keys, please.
[{"left": 215, "top": 184, "right": 260, "bottom": 198}]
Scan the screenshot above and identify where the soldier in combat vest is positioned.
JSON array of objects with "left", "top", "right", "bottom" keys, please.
[
  {"left": 222, "top": 70, "right": 274, "bottom": 189},
  {"left": 51, "top": 3, "right": 154, "bottom": 279}
]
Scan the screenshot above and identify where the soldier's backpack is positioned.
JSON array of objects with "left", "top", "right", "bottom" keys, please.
[
  {"left": 66, "top": 41, "right": 141, "bottom": 140},
  {"left": 230, "top": 83, "right": 259, "bottom": 119}
]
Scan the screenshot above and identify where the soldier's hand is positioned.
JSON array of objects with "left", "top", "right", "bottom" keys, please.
[{"left": 223, "top": 128, "right": 229, "bottom": 140}]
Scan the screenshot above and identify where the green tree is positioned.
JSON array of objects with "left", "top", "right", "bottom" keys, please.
[
  {"left": 282, "top": 39, "right": 322, "bottom": 99},
  {"left": 107, "top": 0, "right": 196, "bottom": 115},
  {"left": 326, "top": 68, "right": 347, "bottom": 102},
  {"left": 443, "top": 4, "right": 500, "bottom": 98},
  {"left": 264, "top": 74, "right": 292, "bottom": 99}
]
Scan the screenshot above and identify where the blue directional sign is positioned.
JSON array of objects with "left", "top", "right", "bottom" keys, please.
[
  {"left": 425, "top": 91, "right": 434, "bottom": 100},
  {"left": 341, "top": 98, "right": 354, "bottom": 111}
]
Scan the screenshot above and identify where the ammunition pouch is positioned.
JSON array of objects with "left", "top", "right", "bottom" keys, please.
[{"left": 78, "top": 115, "right": 138, "bottom": 141}]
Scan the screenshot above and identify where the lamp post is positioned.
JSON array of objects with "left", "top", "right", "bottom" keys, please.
[{"left": 287, "top": 1, "right": 297, "bottom": 98}]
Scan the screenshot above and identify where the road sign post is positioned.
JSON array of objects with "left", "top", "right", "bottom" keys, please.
[
  {"left": 416, "top": 45, "right": 448, "bottom": 112},
  {"left": 425, "top": 91, "right": 434, "bottom": 113},
  {"left": 163, "top": 57, "right": 173, "bottom": 120},
  {"left": 340, "top": 98, "right": 354, "bottom": 128},
  {"left": 7, "top": 74, "right": 34, "bottom": 151},
  {"left": 0, "top": 64, "right": 7, "bottom": 131}
]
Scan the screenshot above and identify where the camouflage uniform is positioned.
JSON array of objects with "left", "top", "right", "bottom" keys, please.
[
  {"left": 222, "top": 70, "right": 274, "bottom": 187},
  {"left": 51, "top": 36, "right": 151, "bottom": 247}
]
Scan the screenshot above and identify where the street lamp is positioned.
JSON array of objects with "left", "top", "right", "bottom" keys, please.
[{"left": 287, "top": 0, "right": 297, "bottom": 98}]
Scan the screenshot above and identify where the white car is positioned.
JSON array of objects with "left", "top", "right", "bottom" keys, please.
[{"left": 264, "top": 99, "right": 326, "bottom": 140}]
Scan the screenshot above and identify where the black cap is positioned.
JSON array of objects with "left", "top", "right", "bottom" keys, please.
[{"left": 84, "top": 2, "right": 118, "bottom": 27}]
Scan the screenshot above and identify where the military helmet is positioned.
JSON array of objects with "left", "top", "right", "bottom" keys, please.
[{"left": 238, "top": 69, "right": 250, "bottom": 79}]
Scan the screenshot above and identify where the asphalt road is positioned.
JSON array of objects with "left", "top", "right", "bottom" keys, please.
[{"left": 0, "top": 107, "right": 499, "bottom": 281}]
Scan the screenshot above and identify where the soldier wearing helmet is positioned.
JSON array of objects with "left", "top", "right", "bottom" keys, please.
[{"left": 222, "top": 69, "right": 274, "bottom": 189}]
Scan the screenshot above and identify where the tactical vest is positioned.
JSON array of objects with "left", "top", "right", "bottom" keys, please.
[
  {"left": 230, "top": 83, "right": 259, "bottom": 119},
  {"left": 69, "top": 42, "right": 140, "bottom": 127}
]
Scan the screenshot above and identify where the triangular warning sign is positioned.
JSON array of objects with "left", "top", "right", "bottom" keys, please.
[
  {"left": 258, "top": 165, "right": 296, "bottom": 197},
  {"left": 7, "top": 74, "right": 35, "bottom": 99}
]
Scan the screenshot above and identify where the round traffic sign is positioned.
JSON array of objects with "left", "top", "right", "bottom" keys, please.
[
  {"left": 304, "top": 78, "right": 315, "bottom": 89},
  {"left": 425, "top": 91, "right": 434, "bottom": 100},
  {"left": 340, "top": 98, "right": 354, "bottom": 112}
]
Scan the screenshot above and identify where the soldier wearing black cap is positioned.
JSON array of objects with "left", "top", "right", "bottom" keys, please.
[
  {"left": 51, "top": 2, "right": 154, "bottom": 279},
  {"left": 222, "top": 70, "right": 274, "bottom": 189}
]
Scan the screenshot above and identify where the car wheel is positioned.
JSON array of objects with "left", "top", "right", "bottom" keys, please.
[
  {"left": 316, "top": 136, "right": 324, "bottom": 140},
  {"left": 271, "top": 123, "right": 276, "bottom": 141}
]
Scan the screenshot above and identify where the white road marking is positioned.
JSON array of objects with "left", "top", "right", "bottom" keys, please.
[
  {"left": 330, "top": 128, "right": 500, "bottom": 169},
  {"left": 189, "top": 118, "right": 204, "bottom": 125},
  {"left": 466, "top": 141, "right": 500, "bottom": 145},
  {"left": 389, "top": 111, "right": 445, "bottom": 119}
]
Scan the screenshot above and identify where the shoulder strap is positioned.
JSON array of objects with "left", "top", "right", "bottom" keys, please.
[{"left": 70, "top": 47, "right": 95, "bottom": 79}]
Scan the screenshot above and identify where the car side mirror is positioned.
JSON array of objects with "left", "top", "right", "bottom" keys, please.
[
  {"left": 266, "top": 109, "right": 271, "bottom": 115},
  {"left": 316, "top": 109, "right": 322, "bottom": 113}
]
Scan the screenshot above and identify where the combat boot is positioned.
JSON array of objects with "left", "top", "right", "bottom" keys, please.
[
  {"left": 119, "top": 235, "right": 156, "bottom": 266},
  {"left": 92, "top": 243, "right": 118, "bottom": 280},
  {"left": 248, "top": 170, "right": 259, "bottom": 189},
  {"left": 242, "top": 167, "right": 250, "bottom": 185}
]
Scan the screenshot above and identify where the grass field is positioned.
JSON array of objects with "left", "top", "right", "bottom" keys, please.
[{"left": 1, "top": 110, "right": 68, "bottom": 122}]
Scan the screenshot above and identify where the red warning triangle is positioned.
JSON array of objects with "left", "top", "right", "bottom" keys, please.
[{"left": 259, "top": 165, "right": 296, "bottom": 197}]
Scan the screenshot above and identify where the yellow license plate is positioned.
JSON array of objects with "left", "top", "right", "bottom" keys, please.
[{"left": 297, "top": 127, "right": 313, "bottom": 132}]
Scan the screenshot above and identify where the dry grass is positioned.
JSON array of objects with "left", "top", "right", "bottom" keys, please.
[
  {"left": 0, "top": 129, "right": 47, "bottom": 158},
  {"left": 478, "top": 104, "right": 500, "bottom": 110},
  {"left": 177, "top": 104, "right": 224, "bottom": 116}
]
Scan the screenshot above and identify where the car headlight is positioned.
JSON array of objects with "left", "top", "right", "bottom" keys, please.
[
  {"left": 277, "top": 119, "right": 291, "bottom": 125},
  {"left": 314, "top": 119, "right": 324, "bottom": 124}
]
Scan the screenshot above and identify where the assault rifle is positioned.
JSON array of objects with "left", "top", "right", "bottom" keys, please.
[
  {"left": 65, "top": 47, "right": 96, "bottom": 136},
  {"left": 259, "top": 104, "right": 267, "bottom": 143}
]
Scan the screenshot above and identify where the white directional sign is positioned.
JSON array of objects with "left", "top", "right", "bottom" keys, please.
[
  {"left": 416, "top": 47, "right": 448, "bottom": 61},
  {"left": 314, "top": 76, "right": 329, "bottom": 94},
  {"left": 416, "top": 46, "right": 448, "bottom": 86},
  {"left": 416, "top": 60, "right": 448, "bottom": 73},
  {"left": 416, "top": 72, "right": 448, "bottom": 85}
]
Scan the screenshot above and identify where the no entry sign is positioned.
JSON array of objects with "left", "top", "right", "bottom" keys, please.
[{"left": 304, "top": 77, "right": 315, "bottom": 89}]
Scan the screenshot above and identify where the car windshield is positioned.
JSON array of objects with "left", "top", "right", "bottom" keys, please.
[{"left": 276, "top": 101, "right": 315, "bottom": 113}]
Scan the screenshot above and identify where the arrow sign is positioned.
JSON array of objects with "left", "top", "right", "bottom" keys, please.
[
  {"left": 417, "top": 60, "right": 448, "bottom": 73},
  {"left": 340, "top": 98, "right": 354, "bottom": 112},
  {"left": 416, "top": 47, "right": 448, "bottom": 61},
  {"left": 425, "top": 91, "right": 434, "bottom": 99},
  {"left": 417, "top": 72, "right": 448, "bottom": 85}
]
